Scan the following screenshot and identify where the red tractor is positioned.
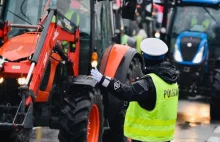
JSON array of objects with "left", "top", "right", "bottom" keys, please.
[{"left": 0, "top": 0, "right": 143, "bottom": 141}]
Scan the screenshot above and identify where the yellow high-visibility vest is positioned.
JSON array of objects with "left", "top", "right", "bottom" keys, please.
[{"left": 124, "top": 73, "right": 179, "bottom": 142}]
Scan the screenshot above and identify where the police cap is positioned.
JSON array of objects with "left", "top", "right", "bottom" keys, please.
[{"left": 140, "top": 38, "right": 168, "bottom": 60}]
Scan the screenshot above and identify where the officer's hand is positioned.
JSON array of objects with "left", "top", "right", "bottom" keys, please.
[{"left": 90, "top": 68, "right": 103, "bottom": 82}]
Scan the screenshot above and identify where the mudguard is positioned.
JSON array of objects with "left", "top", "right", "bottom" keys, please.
[
  {"left": 48, "top": 75, "right": 99, "bottom": 108},
  {"left": 100, "top": 44, "right": 129, "bottom": 77},
  {"left": 99, "top": 45, "right": 113, "bottom": 74},
  {"left": 100, "top": 43, "right": 143, "bottom": 80},
  {"left": 49, "top": 76, "right": 98, "bottom": 101},
  {"left": 114, "top": 47, "right": 144, "bottom": 83},
  {"left": 70, "top": 75, "right": 98, "bottom": 87}
]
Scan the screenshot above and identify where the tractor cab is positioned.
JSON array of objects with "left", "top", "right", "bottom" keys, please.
[
  {"left": 155, "top": 0, "right": 220, "bottom": 120},
  {"left": 0, "top": 0, "right": 114, "bottom": 75},
  {"left": 1, "top": 0, "right": 90, "bottom": 37},
  {"left": 165, "top": 0, "right": 220, "bottom": 97},
  {"left": 0, "top": 0, "right": 145, "bottom": 142},
  {"left": 170, "top": 5, "right": 220, "bottom": 59}
]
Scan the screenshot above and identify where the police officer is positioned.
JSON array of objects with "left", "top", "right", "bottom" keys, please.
[{"left": 90, "top": 38, "right": 179, "bottom": 142}]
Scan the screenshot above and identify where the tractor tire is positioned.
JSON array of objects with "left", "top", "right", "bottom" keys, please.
[
  {"left": 58, "top": 87, "right": 104, "bottom": 142},
  {"left": 13, "top": 129, "right": 32, "bottom": 142},
  {"left": 0, "top": 129, "right": 31, "bottom": 142},
  {"left": 210, "top": 69, "right": 220, "bottom": 120},
  {"left": 103, "top": 57, "right": 143, "bottom": 142},
  {"left": 126, "top": 57, "right": 143, "bottom": 85}
]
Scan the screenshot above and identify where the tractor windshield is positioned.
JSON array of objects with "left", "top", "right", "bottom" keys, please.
[
  {"left": 170, "top": 6, "right": 220, "bottom": 53},
  {"left": 4, "top": 0, "right": 49, "bottom": 25},
  {"left": 3, "top": 0, "right": 90, "bottom": 38}
]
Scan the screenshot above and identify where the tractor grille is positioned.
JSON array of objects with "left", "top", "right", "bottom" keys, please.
[{"left": 180, "top": 37, "right": 201, "bottom": 61}]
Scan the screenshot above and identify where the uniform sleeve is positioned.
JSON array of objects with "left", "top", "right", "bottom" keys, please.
[{"left": 98, "top": 76, "right": 153, "bottom": 101}]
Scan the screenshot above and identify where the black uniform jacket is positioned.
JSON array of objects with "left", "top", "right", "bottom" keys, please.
[{"left": 99, "top": 61, "right": 178, "bottom": 111}]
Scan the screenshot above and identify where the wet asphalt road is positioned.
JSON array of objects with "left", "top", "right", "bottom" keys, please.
[
  {"left": 173, "top": 97, "right": 220, "bottom": 142},
  {"left": 30, "top": 97, "right": 220, "bottom": 142}
]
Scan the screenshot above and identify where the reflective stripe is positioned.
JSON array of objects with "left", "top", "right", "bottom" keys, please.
[
  {"left": 126, "top": 115, "right": 176, "bottom": 126},
  {"left": 102, "top": 78, "right": 110, "bottom": 87},
  {"left": 125, "top": 126, "right": 174, "bottom": 137}
]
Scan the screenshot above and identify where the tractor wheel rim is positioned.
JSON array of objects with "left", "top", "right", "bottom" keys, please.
[{"left": 87, "top": 104, "right": 100, "bottom": 142}]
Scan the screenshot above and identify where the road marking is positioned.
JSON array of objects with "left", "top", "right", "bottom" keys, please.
[
  {"left": 213, "top": 126, "right": 220, "bottom": 134},
  {"left": 36, "top": 127, "right": 43, "bottom": 140},
  {"left": 33, "top": 127, "right": 42, "bottom": 130},
  {"left": 207, "top": 136, "right": 220, "bottom": 142}
]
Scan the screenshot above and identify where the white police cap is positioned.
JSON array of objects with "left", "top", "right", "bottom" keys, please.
[{"left": 140, "top": 38, "right": 168, "bottom": 56}]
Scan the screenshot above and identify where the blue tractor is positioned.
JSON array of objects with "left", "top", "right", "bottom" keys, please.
[{"left": 155, "top": 0, "right": 220, "bottom": 120}]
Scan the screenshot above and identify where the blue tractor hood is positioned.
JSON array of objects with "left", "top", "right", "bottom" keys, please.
[
  {"left": 177, "top": 31, "right": 208, "bottom": 41},
  {"left": 174, "top": 31, "right": 208, "bottom": 65}
]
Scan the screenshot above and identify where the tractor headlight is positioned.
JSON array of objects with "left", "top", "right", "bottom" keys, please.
[
  {"left": 174, "top": 44, "right": 183, "bottom": 62},
  {"left": 18, "top": 77, "right": 26, "bottom": 85},
  {"left": 91, "top": 60, "right": 98, "bottom": 68},
  {"left": 192, "top": 46, "right": 204, "bottom": 64},
  {"left": 155, "top": 32, "right": 160, "bottom": 38},
  {"left": 91, "top": 50, "right": 98, "bottom": 68},
  {"left": 0, "top": 77, "right": 4, "bottom": 84}
]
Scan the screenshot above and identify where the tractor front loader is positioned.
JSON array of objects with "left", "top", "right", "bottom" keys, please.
[{"left": 0, "top": 0, "right": 144, "bottom": 142}]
